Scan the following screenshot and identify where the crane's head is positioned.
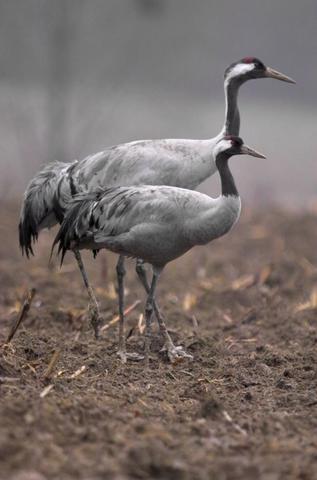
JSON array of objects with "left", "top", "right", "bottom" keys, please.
[
  {"left": 224, "top": 57, "right": 296, "bottom": 86},
  {"left": 214, "top": 135, "right": 266, "bottom": 165}
]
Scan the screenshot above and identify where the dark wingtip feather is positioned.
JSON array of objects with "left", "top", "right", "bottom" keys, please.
[
  {"left": 18, "top": 214, "right": 38, "bottom": 259},
  {"left": 51, "top": 221, "right": 66, "bottom": 267},
  {"left": 53, "top": 190, "right": 102, "bottom": 267},
  {"left": 18, "top": 160, "right": 68, "bottom": 260},
  {"left": 52, "top": 198, "right": 85, "bottom": 267},
  {"left": 59, "top": 247, "right": 67, "bottom": 267}
]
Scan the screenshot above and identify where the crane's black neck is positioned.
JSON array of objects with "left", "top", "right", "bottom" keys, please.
[
  {"left": 216, "top": 154, "right": 238, "bottom": 197},
  {"left": 222, "top": 79, "right": 242, "bottom": 136}
]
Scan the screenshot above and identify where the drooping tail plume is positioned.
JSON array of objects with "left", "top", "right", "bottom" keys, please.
[
  {"left": 19, "top": 162, "right": 68, "bottom": 257},
  {"left": 51, "top": 190, "right": 103, "bottom": 265}
]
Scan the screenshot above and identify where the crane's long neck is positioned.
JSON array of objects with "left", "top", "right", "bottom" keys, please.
[
  {"left": 221, "top": 79, "right": 241, "bottom": 136},
  {"left": 188, "top": 155, "right": 241, "bottom": 247},
  {"left": 189, "top": 154, "right": 241, "bottom": 245},
  {"left": 216, "top": 154, "right": 238, "bottom": 197}
]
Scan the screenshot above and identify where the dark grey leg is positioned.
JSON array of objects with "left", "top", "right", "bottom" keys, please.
[
  {"left": 116, "top": 256, "right": 144, "bottom": 363},
  {"left": 136, "top": 259, "right": 173, "bottom": 341},
  {"left": 136, "top": 259, "right": 193, "bottom": 363},
  {"left": 116, "top": 255, "right": 126, "bottom": 361},
  {"left": 73, "top": 249, "right": 102, "bottom": 339},
  {"left": 144, "top": 269, "right": 161, "bottom": 368}
]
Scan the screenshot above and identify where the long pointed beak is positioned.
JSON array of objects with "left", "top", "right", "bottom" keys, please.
[
  {"left": 265, "top": 66, "right": 296, "bottom": 84},
  {"left": 240, "top": 145, "right": 266, "bottom": 159}
]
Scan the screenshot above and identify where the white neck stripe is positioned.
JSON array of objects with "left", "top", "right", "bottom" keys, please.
[{"left": 224, "top": 63, "right": 254, "bottom": 87}]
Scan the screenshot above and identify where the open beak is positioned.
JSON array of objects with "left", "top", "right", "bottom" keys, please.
[
  {"left": 240, "top": 145, "right": 266, "bottom": 159},
  {"left": 265, "top": 66, "right": 296, "bottom": 84}
]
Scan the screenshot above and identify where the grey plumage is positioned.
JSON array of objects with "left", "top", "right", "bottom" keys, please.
[
  {"left": 19, "top": 58, "right": 293, "bottom": 256},
  {"left": 19, "top": 137, "right": 217, "bottom": 256},
  {"left": 53, "top": 136, "right": 265, "bottom": 363},
  {"left": 19, "top": 161, "right": 69, "bottom": 257},
  {"left": 54, "top": 185, "right": 240, "bottom": 266},
  {"left": 18, "top": 57, "right": 293, "bottom": 344}
]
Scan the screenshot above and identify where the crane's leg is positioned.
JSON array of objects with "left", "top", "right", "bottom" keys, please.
[
  {"left": 136, "top": 259, "right": 193, "bottom": 363},
  {"left": 73, "top": 249, "right": 102, "bottom": 339},
  {"left": 116, "top": 255, "right": 144, "bottom": 363},
  {"left": 144, "top": 269, "right": 161, "bottom": 368}
]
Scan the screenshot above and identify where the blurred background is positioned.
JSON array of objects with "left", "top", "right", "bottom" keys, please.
[{"left": 0, "top": 0, "right": 316, "bottom": 206}]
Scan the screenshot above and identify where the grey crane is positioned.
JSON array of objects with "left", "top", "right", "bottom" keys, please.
[
  {"left": 19, "top": 57, "right": 294, "bottom": 343},
  {"left": 53, "top": 135, "right": 266, "bottom": 365}
]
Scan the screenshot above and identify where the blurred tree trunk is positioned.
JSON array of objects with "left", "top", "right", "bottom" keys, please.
[{"left": 46, "top": 0, "right": 71, "bottom": 162}]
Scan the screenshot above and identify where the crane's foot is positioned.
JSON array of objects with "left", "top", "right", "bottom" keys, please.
[
  {"left": 88, "top": 302, "right": 103, "bottom": 340},
  {"left": 161, "top": 343, "right": 193, "bottom": 364},
  {"left": 117, "top": 349, "right": 145, "bottom": 363}
]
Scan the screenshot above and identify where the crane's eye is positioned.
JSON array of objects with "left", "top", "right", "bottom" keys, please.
[
  {"left": 255, "top": 60, "right": 265, "bottom": 70},
  {"left": 230, "top": 137, "right": 243, "bottom": 148}
]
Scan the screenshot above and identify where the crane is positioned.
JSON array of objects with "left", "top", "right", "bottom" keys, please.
[
  {"left": 19, "top": 57, "right": 294, "bottom": 342},
  {"left": 52, "top": 135, "right": 266, "bottom": 365}
]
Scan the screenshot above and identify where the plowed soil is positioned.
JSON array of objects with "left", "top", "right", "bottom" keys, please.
[{"left": 1, "top": 202, "right": 317, "bottom": 480}]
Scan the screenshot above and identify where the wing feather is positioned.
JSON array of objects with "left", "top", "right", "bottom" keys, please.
[{"left": 53, "top": 185, "right": 216, "bottom": 263}]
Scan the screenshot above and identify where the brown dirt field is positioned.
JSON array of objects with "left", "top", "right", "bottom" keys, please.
[{"left": 1, "top": 202, "right": 317, "bottom": 480}]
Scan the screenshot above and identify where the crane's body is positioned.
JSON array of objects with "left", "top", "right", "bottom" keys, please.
[
  {"left": 72, "top": 138, "right": 217, "bottom": 192},
  {"left": 54, "top": 136, "right": 265, "bottom": 364},
  {"left": 56, "top": 138, "right": 218, "bottom": 223},
  {"left": 58, "top": 185, "right": 240, "bottom": 267}
]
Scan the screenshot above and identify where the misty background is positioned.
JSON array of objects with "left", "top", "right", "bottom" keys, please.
[{"left": 0, "top": 0, "right": 316, "bottom": 206}]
